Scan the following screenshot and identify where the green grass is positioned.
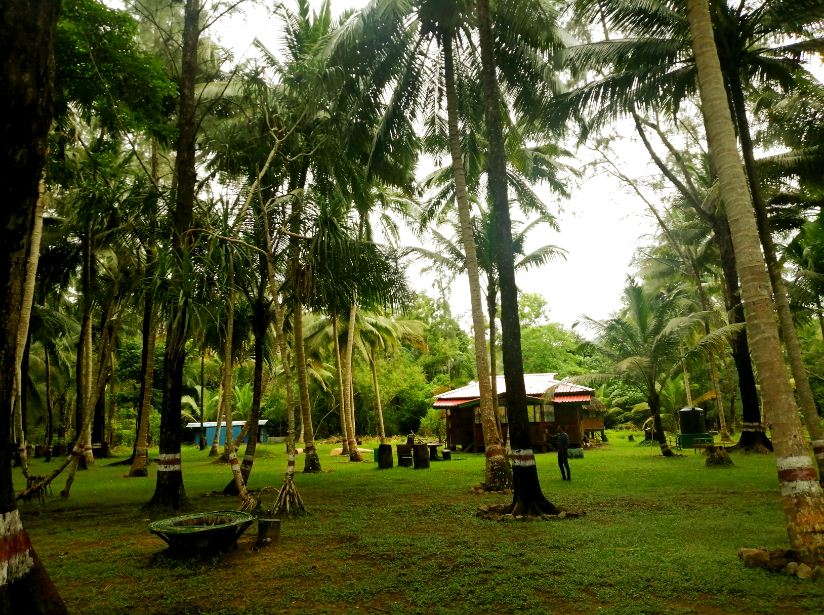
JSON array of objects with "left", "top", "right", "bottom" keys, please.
[{"left": 16, "top": 433, "right": 824, "bottom": 615}]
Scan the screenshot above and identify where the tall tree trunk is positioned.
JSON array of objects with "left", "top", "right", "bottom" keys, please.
[
  {"left": 650, "top": 396, "right": 673, "bottom": 457},
  {"left": 272, "top": 302, "right": 306, "bottom": 516},
  {"left": 146, "top": 0, "right": 201, "bottom": 511},
  {"left": 294, "top": 303, "right": 320, "bottom": 472},
  {"left": 332, "top": 317, "right": 349, "bottom": 455},
  {"left": 105, "top": 363, "right": 116, "bottom": 454},
  {"left": 199, "top": 349, "right": 206, "bottom": 449},
  {"left": 45, "top": 349, "right": 54, "bottom": 457},
  {"left": 443, "top": 30, "right": 510, "bottom": 489},
  {"left": 224, "top": 275, "right": 269, "bottom": 494},
  {"left": 633, "top": 113, "right": 765, "bottom": 448},
  {"left": 258, "top": 193, "right": 306, "bottom": 512},
  {"left": 129, "top": 292, "right": 157, "bottom": 477},
  {"left": 343, "top": 302, "right": 362, "bottom": 461},
  {"left": 0, "top": 3, "right": 66, "bottom": 609},
  {"left": 369, "top": 350, "right": 386, "bottom": 443},
  {"left": 728, "top": 74, "right": 824, "bottom": 476},
  {"left": 288, "top": 171, "right": 321, "bottom": 473},
  {"left": 218, "top": 255, "right": 253, "bottom": 506},
  {"left": 209, "top": 378, "right": 224, "bottom": 456},
  {"left": 61, "top": 320, "right": 94, "bottom": 497},
  {"left": 475, "top": 0, "right": 553, "bottom": 513},
  {"left": 486, "top": 278, "right": 503, "bottom": 440},
  {"left": 72, "top": 226, "right": 97, "bottom": 471},
  {"left": 713, "top": 216, "right": 769, "bottom": 450},
  {"left": 92, "top": 383, "right": 106, "bottom": 455},
  {"left": 687, "top": 0, "right": 824, "bottom": 559},
  {"left": 12, "top": 184, "right": 44, "bottom": 477}
]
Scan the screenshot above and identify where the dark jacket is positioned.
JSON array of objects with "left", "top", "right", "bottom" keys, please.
[{"left": 556, "top": 432, "right": 570, "bottom": 454}]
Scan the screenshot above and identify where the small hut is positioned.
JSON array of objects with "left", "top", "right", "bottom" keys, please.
[
  {"left": 434, "top": 373, "right": 602, "bottom": 452},
  {"left": 184, "top": 420, "right": 270, "bottom": 446}
]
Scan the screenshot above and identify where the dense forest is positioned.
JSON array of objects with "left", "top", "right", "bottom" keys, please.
[{"left": 2, "top": 0, "right": 824, "bottom": 609}]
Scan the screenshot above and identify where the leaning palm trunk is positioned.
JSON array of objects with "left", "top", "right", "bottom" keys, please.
[
  {"left": 650, "top": 397, "right": 674, "bottom": 457},
  {"left": 223, "top": 282, "right": 268, "bottom": 495},
  {"left": 219, "top": 256, "right": 254, "bottom": 508},
  {"left": 343, "top": 302, "right": 362, "bottom": 461},
  {"left": 687, "top": 0, "right": 824, "bottom": 559},
  {"left": 259, "top": 200, "right": 305, "bottom": 513},
  {"left": 61, "top": 319, "right": 95, "bottom": 497},
  {"left": 475, "top": 0, "right": 553, "bottom": 514},
  {"left": 369, "top": 351, "right": 386, "bottom": 443},
  {"left": 443, "top": 31, "right": 510, "bottom": 490},
  {"left": 727, "top": 75, "right": 824, "bottom": 478},
  {"left": 11, "top": 183, "right": 45, "bottom": 478},
  {"left": 209, "top": 386, "right": 224, "bottom": 457},
  {"left": 708, "top": 357, "right": 731, "bottom": 441}
]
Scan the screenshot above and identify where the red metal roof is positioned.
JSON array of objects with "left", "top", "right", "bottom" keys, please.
[
  {"left": 432, "top": 398, "right": 475, "bottom": 408},
  {"left": 554, "top": 394, "right": 592, "bottom": 403},
  {"left": 434, "top": 373, "right": 593, "bottom": 405}
]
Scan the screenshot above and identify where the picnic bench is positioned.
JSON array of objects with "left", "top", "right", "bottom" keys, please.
[{"left": 676, "top": 432, "right": 715, "bottom": 453}]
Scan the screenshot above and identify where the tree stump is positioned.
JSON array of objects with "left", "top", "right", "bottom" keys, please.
[
  {"left": 705, "top": 445, "right": 733, "bottom": 466},
  {"left": 377, "top": 444, "right": 394, "bottom": 469},
  {"left": 412, "top": 444, "right": 430, "bottom": 469}
]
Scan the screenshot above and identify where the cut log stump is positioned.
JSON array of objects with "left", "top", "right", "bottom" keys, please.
[
  {"left": 413, "top": 444, "right": 430, "bottom": 469},
  {"left": 377, "top": 444, "right": 394, "bottom": 469}
]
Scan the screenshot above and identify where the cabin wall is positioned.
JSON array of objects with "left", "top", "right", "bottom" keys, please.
[{"left": 445, "top": 403, "right": 601, "bottom": 452}]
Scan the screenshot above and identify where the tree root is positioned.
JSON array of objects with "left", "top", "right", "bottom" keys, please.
[
  {"left": 272, "top": 475, "right": 306, "bottom": 517},
  {"left": 476, "top": 503, "right": 585, "bottom": 522}
]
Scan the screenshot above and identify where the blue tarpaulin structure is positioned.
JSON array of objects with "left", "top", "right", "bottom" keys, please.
[{"left": 185, "top": 420, "right": 270, "bottom": 445}]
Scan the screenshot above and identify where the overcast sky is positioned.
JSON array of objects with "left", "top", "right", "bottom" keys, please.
[{"left": 215, "top": 0, "right": 660, "bottom": 331}]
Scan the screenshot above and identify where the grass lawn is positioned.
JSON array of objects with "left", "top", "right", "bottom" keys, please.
[{"left": 16, "top": 432, "right": 824, "bottom": 614}]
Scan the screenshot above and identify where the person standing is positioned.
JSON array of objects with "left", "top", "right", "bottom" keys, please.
[{"left": 556, "top": 425, "right": 571, "bottom": 481}]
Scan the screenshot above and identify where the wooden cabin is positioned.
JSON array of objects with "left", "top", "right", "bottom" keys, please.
[{"left": 434, "top": 373, "right": 603, "bottom": 452}]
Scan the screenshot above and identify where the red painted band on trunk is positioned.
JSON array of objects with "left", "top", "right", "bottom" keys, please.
[
  {"left": 778, "top": 467, "right": 819, "bottom": 483},
  {"left": 812, "top": 444, "right": 824, "bottom": 455},
  {"left": 0, "top": 530, "right": 32, "bottom": 561}
]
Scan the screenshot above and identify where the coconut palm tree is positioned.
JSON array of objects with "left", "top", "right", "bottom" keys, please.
[
  {"left": 785, "top": 217, "right": 824, "bottom": 339},
  {"left": 564, "top": 0, "right": 824, "bottom": 468},
  {"left": 335, "top": 0, "right": 562, "bottom": 489},
  {"left": 302, "top": 194, "right": 412, "bottom": 460},
  {"left": 625, "top": 114, "right": 768, "bottom": 449},
  {"left": 584, "top": 280, "right": 727, "bottom": 457},
  {"left": 411, "top": 210, "right": 566, "bottom": 424},
  {"left": 686, "top": 0, "right": 824, "bottom": 561},
  {"left": 473, "top": 0, "right": 566, "bottom": 515}
]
